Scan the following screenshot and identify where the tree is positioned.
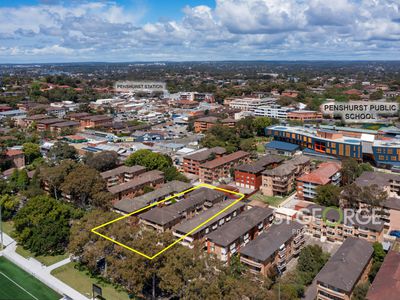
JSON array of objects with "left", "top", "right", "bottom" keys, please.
[
  {"left": 253, "top": 116, "right": 274, "bottom": 136},
  {"left": 314, "top": 184, "right": 342, "bottom": 207},
  {"left": 8, "top": 169, "right": 29, "bottom": 192},
  {"left": 0, "top": 194, "right": 20, "bottom": 220},
  {"left": 297, "top": 245, "right": 330, "bottom": 285},
  {"left": 84, "top": 151, "right": 119, "bottom": 172},
  {"left": 236, "top": 117, "right": 255, "bottom": 139},
  {"left": 23, "top": 142, "right": 41, "bottom": 165},
  {"left": 48, "top": 141, "right": 78, "bottom": 162},
  {"left": 352, "top": 282, "right": 370, "bottom": 300},
  {"left": 341, "top": 158, "right": 360, "bottom": 185},
  {"left": 60, "top": 165, "right": 110, "bottom": 208},
  {"left": 239, "top": 138, "right": 256, "bottom": 152},
  {"left": 14, "top": 195, "right": 82, "bottom": 255}
]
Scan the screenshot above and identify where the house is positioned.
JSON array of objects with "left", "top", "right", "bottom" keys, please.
[
  {"left": 366, "top": 251, "right": 400, "bottom": 300},
  {"left": 265, "top": 140, "right": 300, "bottom": 157},
  {"left": 261, "top": 155, "right": 310, "bottom": 196},
  {"left": 46, "top": 106, "right": 66, "bottom": 118},
  {"left": 6, "top": 149, "right": 25, "bottom": 168},
  {"left": 239, "top": 221, "right": 305, "bottom": 275},
  {"left": 199, "top": 151, "right": 250, "bottom": 184},
  {"left": 234, "top": 155, "right": 284, "bottom": 190},
  {"left": 296, "top": 162, "right": 341, "bottom": 200},
  {"left": 100, "top": 165, "right": 147, "bottom": 188},
  {"left": 173, "top": 200, "right": 246, "bottom": 248},
  {"left": 299, "top": 203, "right": 384, "bottom": 243},
  {"left": 206, "top": 207, "right": 274, "bottom": 262},
  {"left": 80, "top": 115, "right": 113, "bottom": 129},
  {"left": 183, "top": 147, "right": 227, "bottom": 175},
  {"left": 139, "top": 188, "right": 225, "bottom": 231},
  {"left": 108, "top": 170, "right": 164, "bottom": 201},
  {"left": 194, "top": 116, "right": 236, "bottom": 133},
  {"left": 113, "top": 180, "right": 192, "bottom": 214},
  {"left": 316, "top": 238, "right": 373, "bottom": 300}
]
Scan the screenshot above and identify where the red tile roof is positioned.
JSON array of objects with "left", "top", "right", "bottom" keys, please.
[
  {"left": 297, "top": 162, "right": 341, "bottom": 185},
  {"left": 6, "top": 149, "right": 24, "bottom": 156},
  {"left": 200, "top": 151, "right": 249, "bottom": 169}
]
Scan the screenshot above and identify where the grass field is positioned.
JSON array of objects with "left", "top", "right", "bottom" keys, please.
[
  {"left": 249, "top": 192, "right": 286, "bottom": 207},
  {"left": 0, "top": 257, "right": 61, "bottom": 300},
  {"left": 51, "top": 262, "right": 130, "bottom": 300},
  {"left": 15, "top": 245, "right": 69, "bottom": 266}
]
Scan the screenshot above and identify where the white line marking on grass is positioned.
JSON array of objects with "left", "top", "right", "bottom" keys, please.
[{"left": 0, "top": 271, "right": 39, "bottom": 300}]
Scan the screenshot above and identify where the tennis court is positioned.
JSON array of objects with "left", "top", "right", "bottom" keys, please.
[{"left": 0, "top": 257, "right": 61, "bottom": 300}]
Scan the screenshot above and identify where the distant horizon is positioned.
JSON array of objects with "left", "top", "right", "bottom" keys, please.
[{"left": 0, "top": 1, "right": 399, "bottom": 63}]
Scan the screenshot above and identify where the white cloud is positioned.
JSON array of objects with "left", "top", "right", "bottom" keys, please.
[{"left": 0, "top": 0, "right": 399, "bottom": 62}]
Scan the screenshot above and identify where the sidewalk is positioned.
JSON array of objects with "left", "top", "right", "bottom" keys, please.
[{"left": 0, "top": 232, "right": 89, "bottom": 300}]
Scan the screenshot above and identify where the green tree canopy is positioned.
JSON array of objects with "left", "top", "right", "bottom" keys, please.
[
  {"left": 314, "top": 184, "right": 342, "bottom": 207},
  {"left": 48, "top": 141, "right": 78, "bottom": 162},
  {"left": 22, "top": 142, "right": 41, "bottom": 165},
  {"left": 84, "top": 150, "right": 119, "bottom": 172}
]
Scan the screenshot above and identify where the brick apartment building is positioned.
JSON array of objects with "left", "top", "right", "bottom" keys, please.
[
  {"left": 239, "top": 221, "right": 305, "bottom": 275},
  {"left": 36, "top": 118, "right": 64, "bottom": 132},
  {"left": 80, "top": 115, "right": 113, "bottom": 129},
  {"left": 194, "top": 116, "right": 236, "bottom": 133},
  {"left": 100, "top": 165, "right": 147, "bottom": 188},
  {"left": 296, "top": 162, "right": 342, "bottom": 200},
  {"left": 183, "top": 147, "right": 226, "bottom": 175},
  {"left": 316, "top": 238, "right": 373, "bottom": 300},
  {"left": 49, "top": 121, "right": 80, "bottom": 135},
  {"left": 108, "top": 170, "right": 164, "bottom": 201},
  {"left": 261, "top": 155, "right": 310, "bottom": 196},
  {"left": 234, "top": 155, "right": 284, "bottom": 190},
  {"left": 199, "top": 150, "right": 251, "bottom": 184},
  {"left": 287, "top": 110, "right": 323, "bottom": 122},
  {"left": 206, "top": 207, "right": 274, "bottom": 262}
]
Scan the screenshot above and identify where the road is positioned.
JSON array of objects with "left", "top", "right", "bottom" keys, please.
[{"left": 0, "top": 232, "right": 89, "bottom": 300}]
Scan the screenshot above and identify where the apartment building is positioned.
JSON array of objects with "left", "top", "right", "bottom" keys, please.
[
  {"left": 228, "top": 97, "right": 276, "bottom": 112},
  {"left": 287, "top": 110, "right": 323, "bottom": 122},
  {"left": 206, "top": 207, "right": 274, "bottom": 262},
  {"left": 194, "top": 116, "right": 236, "bottom": 133},
  {"left": 183, "top": 147, "right": 226, "bottom": 175},
  {"left": 113, "top": 180, "right": 192, "bottom": 214},
  {"left": 100, "top": 165, "right": 147, "bottom": 188},
  {"left": 108, "top": 170, "right": 164, "bottom": 201},
  {"left": 234, "top": 155, "right": 284, "bottom": 190},
  {"left": 300, "top": 203, "right": 384, "bottom": 243},
  {"left": 173, "top": 200, "right": 246, "bottom": 248},
  {"left": 80, "top": 115, "right": 113, "bottom": 129},
  {"left": 199, "top": 150, "right": 251, "bottom": 184},
  {"left": 254, "top": 105, "right": 295, "bottom": 119},
  {"left": 316, "top": 238, "right": 373, "bottom": 300},
  {"left": 366, "top": 251, "right": 400, "bottom": 300},
  {"left": 239, "top": 221, "right": 305, "bottom": 275},
  {"left": 23, "top": 114, "right": 49, "bottom": 128},
  {"left": 261, "top": 155, "right": 310, "bottom": 196},
  {"left": 49, "top": 121, "right": 80, "bottom": 135},
  {"left": 139, "top": 188, "right": 225, "bottom": 232},
  {"left": 296, "top": 162, "right": 342, "bottom": 200},
  {"left": 36, "top": 118, "right": 64, "bottom": 132}
]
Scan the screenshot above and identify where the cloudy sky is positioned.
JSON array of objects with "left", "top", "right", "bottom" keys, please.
[{"left": 0, "top": 0, "right": 399, "bottom": 63}]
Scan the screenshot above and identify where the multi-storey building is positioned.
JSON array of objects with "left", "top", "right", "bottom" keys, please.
[
  {"left": 36, "top": 118, "right": 64, "bottom": 132},
  {"left": 234, "top": 155, "right": 284, "bottom": 190},
  {"left": 173, "top": 199, "right": 246, "bottom": 248},
  {"left": 183, "top": 147, "right": 226, "bottom": 175},
  {"left": 100, "top": 165, "right": 147, "bottom": 188},
  {"left": 316, "top": 238, "right": 373, "bottom": 300},
  {"left": 80, "top": 115, "right": 113, "bottom": 129},
  {"left": 206, "top": 207, "right": 274, "bottom": 262},
  {"left": 287, "top": 110, "right": 323, "bottom": 122},
  {"left": 139, "top": 188, "right": 225, "bottom": 232},
  {"left": 261, "top": 155, "right": 310, "bottom": 196},
  {"left": 194, "top": 116, "right": 236, "bottom": 133},
  {"left": 254, "top": 105, "right": 295, "bottom": 119},
  {"left": 199, "top": 151, "right": 250, "bottom": 184},
  {"left": 49, "top": 121, "right": 80, "bottom": 135},
  {"left": 300, "top": 203, "right": 384, "bottom": 243},
  {"left": 108, "top": 170, "right": 164, "bottom": 201},
  {"left": 239, "top": 221, "right": 305, "bottom": 275},
  {"left": 296, "top": 162, "right": 342, "bottom": 200},
  {"left": 228, "top": 97, "right": 276, "bottom": 112}
]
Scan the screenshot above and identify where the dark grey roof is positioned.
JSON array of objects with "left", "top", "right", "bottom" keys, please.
[
  {"left": 239, "top": 221, "right": 304, "bottom": 262},
  {"left": 186, "top": 187, "right": 225, "bottom": 205},
  {"left": 113, "top": 180, "right": 192, "bottom": 213},
  {"left": 355, "top": 171, "right": 400, "bottom": 188},
  {"left": 383, "top": 197, "right": 400, "bottom": 210},
  {"left": 173, "top": 200, "right": 246, "bottom": 235},
  {"left": 108, "top": 170, "right": 164, "bottom": 194},
  {"left": 140, "top": 207, "right": 181, "bottom": 226},
  {"left": 305, "top": 204, "right": 384, "bottom": 232},
  {"left": 206, "top": 207, "right": 274, "bottom": 247},
  {"left": 183, "top": 147, "right": 227, "bottom": 162},
  {"left": 316, "top": 237, "right": 373, "bottom": 293},
  {"left": 235, "top": 155, "right": 284, "bottom": 174},
  {"left": 101, "top": 165, "right": 146, "bottom": 179},
  {"left": 262, "top": 163, "right": 296, "bottom": 176}
]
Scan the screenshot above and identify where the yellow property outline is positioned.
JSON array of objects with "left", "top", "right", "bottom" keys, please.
[{"left": 91, "top": 183, "right": 245, "bottom": 260}]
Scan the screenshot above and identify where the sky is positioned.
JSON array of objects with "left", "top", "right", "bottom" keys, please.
[{"left": 0, "top": 0, "right": 399, "bottom": 63}]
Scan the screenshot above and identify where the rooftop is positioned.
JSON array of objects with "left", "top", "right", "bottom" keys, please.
[
  {"left": 200, "top": 150, "right": 249, "bottom": 169},
  {"left": 100, "top": 165, "right": 146, "bottom": 179},
  {"left": 108, "top": 170, "right": 164, "bottom": 194},
  {"left": 206, "top": 207, "right": 274, "bottom": 247},
  {"left": 266, "top": 140, "right": 300, "bottom": 152},
  {"left": 239, "top": 221, "right": 304, "bottom": 262},
  {"left": 183, "top": 147, "right": 227, "bottom": 162},
  {"left": 297, "top": 162, "right": 341, "bottom": 185},
  {"left": 316, "top": 237, "right": 373, "bottom": 293},
  {"left": 235, "top": 155, "right": 284, "bottom": 174}
]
